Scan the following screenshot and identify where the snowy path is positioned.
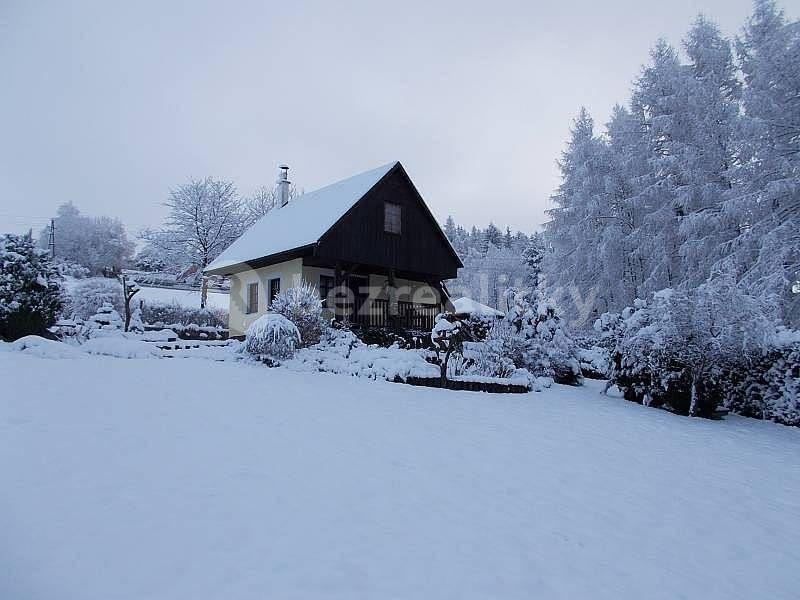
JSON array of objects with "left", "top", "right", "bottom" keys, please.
[{"left": 1, "top": 353, "right": 798, "bottom": 599}]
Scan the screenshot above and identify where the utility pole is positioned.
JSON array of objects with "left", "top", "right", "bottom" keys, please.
[{"left": 48, "top": 218, "right": 55, "bottom": 259}]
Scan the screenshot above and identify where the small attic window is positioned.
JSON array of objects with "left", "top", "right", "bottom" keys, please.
[{"left": 384, "top": 202, "right": 401, "bottom": 234}]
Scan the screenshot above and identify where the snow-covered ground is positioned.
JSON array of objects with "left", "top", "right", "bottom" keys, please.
[
  {"left": 134, "top": 284, "right": 229, "bottom": 310},
  {"left": 1, "top": 350, "right": 798, "bottom": 599}
]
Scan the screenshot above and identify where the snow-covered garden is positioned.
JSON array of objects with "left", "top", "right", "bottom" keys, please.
[
  {"left": 2, "top": 232, "right": 799, "bottom": 597},
  {"left": 1, "top": 1, "right": 799, "bottom": 595},
  {"left": 2, "top": 346, "right": 799, "bottom": 599}
]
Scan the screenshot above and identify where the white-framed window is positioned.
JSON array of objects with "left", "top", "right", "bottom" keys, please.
[
  {"left": 384, "top": 202, "right": 402, "bottom": 234},
  {"left": 246, "top": 282, "right": 259, "bottom": 314}
]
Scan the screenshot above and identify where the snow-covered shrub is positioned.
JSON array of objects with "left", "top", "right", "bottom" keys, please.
[
  {"left": 722, "top": 330, "right": 800, "bottom": 427},
  {"left": 760, "top": 341, "right": 800, "bottom": 426},
  {"left": 608, "top": 281, "right": 776, "bottom": 418},
  {"left": 461, "top": 322, "right": 520, "bottom": 379},
  {"left": 245, "top": 313, "right": 301, "bottom": 359},
  {"left": 0, "top": 234, "right": 64, "bottom": 341},
  {"left": 593, "top": 311, "right": 625, "bottom": 351},
  {"left": 81, "top": 336, "right": 161, "bottom": 359},
  {"left": 459, "top": 313, "right": 497, "bottom": 342},
  {"left": 284, "top": 328, "right": 439, "bottom": 381},
  {"left": 85, "top": 303, "right": 124, "bottom": 334},
  {"left": 463, "top": 341, "right": 516, "bottom": 379},
  {"left": 69, "top": 278, "right": 124, "bottom": 320},
  {"left": 567, "top": 311, "right": 626, "bottom": 379},
  {"left": 430, "top": 313, "right": 466, "bottom": 385},
  {"left": 504, "top": 289, "right": 583, "bottom": 385},
  {"left": 54, "top": 258, "right": 89, "bottom": 279},
  {"left": 10, "top": 335, "right": 87, "bottom": 359},
  {"left": 140, "top": 301, "right": 227, "bottom": 328},
  {"left": 577, "top": 346, "right": 610, "bottom": 379},
  {"left": 354, "top": 326, "right": 427, "bottom": 349},
  {"left": 129, "top": 307, "right": 145, "bottom": 333},
  {"left": 269, "top": 281, "right": 328, "bottom": 347}
]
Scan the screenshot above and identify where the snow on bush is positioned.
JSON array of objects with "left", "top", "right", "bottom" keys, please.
[
  {"left": 576, "top": 345, "right": 610, "bottom": 380},
  {"left": 269, "top": 281, "right": 328, "bottom": 347},
  {"left": 503, "top": 289, "right": 582, "bottom": 385},
  {"left": 87, "top": 303, "right": 123, "bottom": 331},
  {"left": 245, "top": 313, "right": 301, "bottom": 359},
  {"left": 0, "top": 234, "right": 64, "bottom": 341},
  {"left": 722, "top": 330, "right": 800, "bottom": 427},
  {"left": 9, "top": 335, "right": 87, "bottom": 359},
  {"left": 54, "top": 258, "right": 90, "bottom": 279},
  {"left": 605, "top": 280, "right": 778, "bottom": 418},
  {"left": 68, "top": 278, "right": 124, "bottom": 320},
  {"left": 284, "top": 329, "right": 439, "bottom": 381},
  {"left": 141, "top": 301, "right": 227, "bottom": 328},
  {"left": 430, "top": 314, "right": 467, "bottom": 385},
  {"left": 760, "top": 342, "right": 800, "bottom": 427},
  {"left": 420, "top": 292, "right": 581, "bottom": 389},
  {"left": 129, "top": 307, "right": 145, "bottom": 333},
  {"left": 80, "top": 336, "right": 161, "bottom": 359},
  {"left": 461, "top": 327, "right": 517, "bottom": 379}
]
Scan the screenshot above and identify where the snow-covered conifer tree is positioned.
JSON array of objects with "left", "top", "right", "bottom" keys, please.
[
  {"left": 544, "top": 107, "right": 614, "bottom": 324},
  {"left": 0, "top": 233, "right": 63, "bottom": 340}
]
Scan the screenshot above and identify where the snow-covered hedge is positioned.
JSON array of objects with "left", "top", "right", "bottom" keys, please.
[
  {"left": 722, "top": 330, "right": 800, "bottom": 427},
  {"left": 0, "top": 234, "right": 64, "bottom": 341},
  {"left": 284, "top": 329, "right": 439, "bottom": 381},
  {"left": 269, "top": 281, "right": 328, "bottom": 347},
  {"left": 603, "top": 281, "right": 783, "bottom": 419},
  {"left": 81, "top": 335, "right": 161, "bottom": 359},
  {"left": 146, "top": 322, "right": 227, "bottom": 339},
  {"left": 245, "top": 313, "right": 301, "bottom": 359},
  {"left": 141, "top": 300, "right": 227, "bottom": 328}
]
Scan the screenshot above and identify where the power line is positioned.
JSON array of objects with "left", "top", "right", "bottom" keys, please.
[{"left": 48, "top": 218, "right": 55, "bottom": 258}]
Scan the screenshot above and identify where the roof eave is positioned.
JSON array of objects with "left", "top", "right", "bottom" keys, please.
[{"left": 204, "top": 244, "right": 317, "bottom": 276}]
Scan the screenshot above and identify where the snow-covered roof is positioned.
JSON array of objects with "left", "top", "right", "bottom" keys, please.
[
  {"left": 452, "top": 297, "right": 504, "bottom": 318},
  {"left": 206, "top": 161, "right": 398, "bottom": 274}
]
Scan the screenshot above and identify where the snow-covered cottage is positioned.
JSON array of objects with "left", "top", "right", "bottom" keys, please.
[{"left": 205, "top": 161, "right": 463, "bottom": 337}]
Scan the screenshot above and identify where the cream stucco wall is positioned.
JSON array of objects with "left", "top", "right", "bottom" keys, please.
[
  {"left": 228, "top": 258, "right": 304, "bottom": 337},
  {"left": 228, "top": 259, "right": 443, "bottom": 336}
]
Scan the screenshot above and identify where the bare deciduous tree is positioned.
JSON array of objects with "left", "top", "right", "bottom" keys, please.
[
  {"left": 149, "top": 177, "right": 248, "bottom": 307},
  {"left": 245, "top": 183, "right": 300, "bottom": 226}
]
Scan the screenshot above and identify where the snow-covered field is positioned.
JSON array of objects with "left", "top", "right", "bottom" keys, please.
[
  {"left": 1, "top": 350, "right": 798, "bottom": 599},
  {"left": 134, "top": 284, "right": 229, "bottom": 310}
]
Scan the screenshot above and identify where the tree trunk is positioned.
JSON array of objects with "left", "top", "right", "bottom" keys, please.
[
  {"left": 689, "top": 375, "right": 699, "bottom": 417},
  {"left": 200, "top": 276, "right": 208, "bottom": 309}
]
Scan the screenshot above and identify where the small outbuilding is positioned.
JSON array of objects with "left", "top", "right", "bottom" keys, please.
[{"left": 452, "top": 297, "right": 505, "bottom": 319}]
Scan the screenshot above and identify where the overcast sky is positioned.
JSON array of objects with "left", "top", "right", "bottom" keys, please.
[{"left": 0, "top": 0, "right": 781, "bottom": 238}]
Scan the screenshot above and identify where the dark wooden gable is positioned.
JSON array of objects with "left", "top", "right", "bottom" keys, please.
[{"left": 314, "top": 163, "right": 462, "bottom": 280}]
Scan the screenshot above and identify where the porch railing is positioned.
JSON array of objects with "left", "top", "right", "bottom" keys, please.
[{"left": 345, "top": 299, "right": 438, "bottom": 330}]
